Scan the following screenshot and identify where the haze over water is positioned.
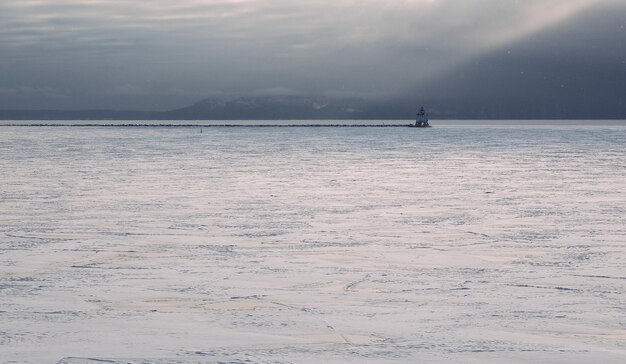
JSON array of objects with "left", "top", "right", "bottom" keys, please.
[{"left": 1, "top": 125, "right": 624, "bottom": 363}]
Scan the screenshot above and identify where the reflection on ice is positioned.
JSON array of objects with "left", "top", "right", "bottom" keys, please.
[{"left": 0, "top": 125, "right": 624, "bottom": 363}]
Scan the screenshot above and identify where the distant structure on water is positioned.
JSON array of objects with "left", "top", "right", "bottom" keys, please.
[{"left": 411, "top": 106, "right": 431, "bottom": 128}]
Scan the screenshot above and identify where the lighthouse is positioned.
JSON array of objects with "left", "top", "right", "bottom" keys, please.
[{"left": 415, "top": 106, "right": 430, "bottom": 127}]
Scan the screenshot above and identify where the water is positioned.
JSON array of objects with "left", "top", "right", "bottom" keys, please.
[{"left": 0, "top": 125, "right": 625, "bottom": 363}]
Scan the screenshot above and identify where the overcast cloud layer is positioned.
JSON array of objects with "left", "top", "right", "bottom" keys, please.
[{"left": 0, "top": 0, "right": 623, "bottom": 112}]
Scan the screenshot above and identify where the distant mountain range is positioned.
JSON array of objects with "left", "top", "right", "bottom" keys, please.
[
  {"left": 1, "top": 84, "right": 625, "bottom": 121},
  {"left": 0, "top": 96, "right": 379, "bottom": 121},
  {"left": 160, "top": 96, "right": 370, "bottom": 120}
]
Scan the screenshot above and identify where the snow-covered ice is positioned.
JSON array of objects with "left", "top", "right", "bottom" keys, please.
[{"left": 0, "top": 125, "right": 624, "bottom": 363}]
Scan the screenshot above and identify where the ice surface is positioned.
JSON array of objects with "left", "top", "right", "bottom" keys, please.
[{"left": 0, "top": 125, "right": 624, "bottom": 363}]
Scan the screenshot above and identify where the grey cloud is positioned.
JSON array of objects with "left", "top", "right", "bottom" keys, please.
[
  {"left": 0, "top": 0, "right": 622, "bottom": 114},
  {"left": 0, "top": 1, "right": 602, "bottom": 56},
  {"left": 0, "top": 86, "right": 67, "bottom": 98}
]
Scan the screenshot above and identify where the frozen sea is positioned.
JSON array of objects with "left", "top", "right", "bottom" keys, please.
[{"left": 0, "top": 123, "right": 625, "bottom": 363}]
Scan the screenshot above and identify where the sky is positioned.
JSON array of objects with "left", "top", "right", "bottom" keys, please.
[{"left": 0, "top": 0, "right": 624, "bottom": 116}]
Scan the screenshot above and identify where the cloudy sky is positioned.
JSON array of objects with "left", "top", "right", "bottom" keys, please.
[{"left": 0, "top": 0, "right": 624, "bottom": 114}]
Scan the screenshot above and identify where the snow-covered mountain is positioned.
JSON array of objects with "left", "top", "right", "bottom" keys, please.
[{"left": 160, "top": 96, "right": 369, "bottom": 120}]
